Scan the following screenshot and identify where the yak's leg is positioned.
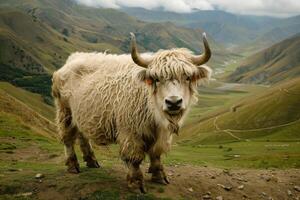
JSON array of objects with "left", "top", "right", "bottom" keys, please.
[
  {"left": 119, "top": 135, "right": 146, "bottom": 193},
  {"left": 57, "top": 106, "right": 80, "bottom": 173},
  {"left": 127, "top": 161, "right": 146, "bottom": 193},
  {"left": 63, "top": 128, "right": 80, "bottom": 173},
  {"left": 77, "top": 132, "right": 100, "bottom": 168},
  {"left": 148, "top": 151, "right": 170, "bottom": 184}
]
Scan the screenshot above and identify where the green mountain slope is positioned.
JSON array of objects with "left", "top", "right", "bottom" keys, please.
[
  {"left": 0, "top": 0, "right": 229, "bottom": 101},
  {"left": 0, "top": 82, "right": 55, "bottom": 121},
  {"left": 226, "top": 34, "right": 300, "bottom": 84},
  {"left": 179, "top": 78, "right": 300, "bottom": 145},
  {"left": 0, "top": 82, "right": 56, "bottom": 138}
]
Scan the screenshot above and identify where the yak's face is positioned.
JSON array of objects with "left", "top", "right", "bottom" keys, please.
[
  {"left": 155, "top": 78, "right": 190, "bottom": 116},
  {"left": 136, "top": 58, "right": 211, "bottom": 117}
]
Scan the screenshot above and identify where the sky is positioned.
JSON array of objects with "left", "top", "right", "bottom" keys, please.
[{"left": 74, "top": 0, "right": 300, "bottom": 17}]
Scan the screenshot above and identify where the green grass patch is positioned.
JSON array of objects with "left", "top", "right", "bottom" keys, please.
[
  {"left": 0, "top": 112, "right": 59, "bottom": 151},
  {"left": 0, "top": 82, "right": 55, "bottom": 121},
  {"left": 165, "top": 141, "right": 300, "bottom": 169},
  {"left": 83, "top": 190, "right": 120, "bottom": 200}
]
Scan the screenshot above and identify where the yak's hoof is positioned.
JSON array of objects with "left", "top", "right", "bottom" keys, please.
[
  {"left": 67, "top": 165, "right": 80, "bottom": 174},
  {"left": 66, "top": 156, "right": 80, "bottom": 174},
  {"left": 127, "top": 174, "right": 146, "bottom": 194},
  {"left": 86, "top": 159, "right": 100, "bottom": 168},
  {"left": 151, "top": 171, "right": 170, "bottom": 185},
  {"left": 151, "top": 176, "right": 170, "bottom": 185},
  {"left": 140, "top": 185, "right": 147, "bottom": 194}
]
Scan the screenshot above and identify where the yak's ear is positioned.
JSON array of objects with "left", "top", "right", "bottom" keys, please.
[
  {"left": 134, "top": 69, "right": 154, "bottom": 86},
  {"left": 197, "top": 65, "right": 212, "bottom": 80},
  {"left": 134, "top": 68, "right": 147, "bottom": 82},
  {"left": 136, "top": 69, "right": 147, "bottom": 81}
]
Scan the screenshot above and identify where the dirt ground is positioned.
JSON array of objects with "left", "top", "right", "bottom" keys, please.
[
  {"left": 0, "top": 140, "right": 300, "bottom": 200},
  {"left": 148, "top": 165, "right": 300, "bottom": 200},
  {"left": 4, "top": 162, "right": 299, "bottom": 200},
  {"left": 110, "top": 164, "right": 300, "bottom": 200}
]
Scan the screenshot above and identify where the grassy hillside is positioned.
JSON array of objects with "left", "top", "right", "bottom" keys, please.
[
  {"left": 179, "top": 78, "right": 300, "bottom": 144},
  {"left": 0, "top": 82, "right": 56, "bottom": 138},
  {"left": 168, "top": 78, "right": 300, "bottom": 168},
  {"left": 226, "top": 34, "right": 300, "bottom": 84},
  {"left": 0, "top": 82, "right": 55, "bottom": 121},
  {"left": 0, "top": 0, "right": 231, "bottom": 103}
]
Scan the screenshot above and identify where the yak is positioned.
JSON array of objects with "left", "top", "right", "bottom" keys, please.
[{"left": 52, "top": 32, "right": 211, "bottom": 193}]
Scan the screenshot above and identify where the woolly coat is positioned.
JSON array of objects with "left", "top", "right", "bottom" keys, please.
[{"left": 52, "top": 50, "right": 209, "bottom": 163}]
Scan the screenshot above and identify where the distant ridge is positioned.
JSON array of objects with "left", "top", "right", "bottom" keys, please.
[{"left": 227, "top": 33, "right": 300, "bottom": 84}]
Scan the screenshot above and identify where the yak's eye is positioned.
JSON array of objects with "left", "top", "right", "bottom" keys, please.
[
  {"left": 154, "top": 78, "right": 160, "bottom": 83},
  {"left": 186, "top": 77, "right": 191, "bottom": 81}
]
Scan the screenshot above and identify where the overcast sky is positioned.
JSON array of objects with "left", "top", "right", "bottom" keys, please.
[{"left": 74, "top": 0, "right": 300, "bottom": 17}]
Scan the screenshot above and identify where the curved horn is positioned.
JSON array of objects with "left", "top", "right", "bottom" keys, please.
[
  {"left": 130, "top": 32, "right": 151, "bottom": 68},
  {"left": 191, "top": 32, "right": 211, "bottom": 66}
]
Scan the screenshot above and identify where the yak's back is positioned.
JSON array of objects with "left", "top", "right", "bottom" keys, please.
[{"left": 52, "top": 52, "right": 135, "bottom": 100}]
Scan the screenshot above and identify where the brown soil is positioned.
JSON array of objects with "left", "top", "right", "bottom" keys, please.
[
  {"left": 1, "top": 141, "right": 299, "bottom": 200},
  {"left": 8, "top": 162, "right": 300, "bottom": 200}
]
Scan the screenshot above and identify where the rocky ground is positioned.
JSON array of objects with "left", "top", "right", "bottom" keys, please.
[
  {"left": 1, "top": 159, "right": 299, "bottom": 200},
  {"left": 0, "top": 127, "right": 299, "bottom": 200}
]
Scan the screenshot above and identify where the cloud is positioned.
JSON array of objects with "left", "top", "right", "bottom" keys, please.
[
  {"left": 74, "top": 0, "right": 214, "bottom": 12},
  {"left": 211, "top": 0, "right": 300, "bottom": 17},
  {"left": 74, "top": 0, "right": 300, "bottom": 17}
]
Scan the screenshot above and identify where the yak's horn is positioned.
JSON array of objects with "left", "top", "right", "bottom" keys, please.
[
  {"left": 191, "top": 32, "right": 211, "bottom": 66},
  {"left": 130, "top": 32, "right": 151, "bottom": 68}
]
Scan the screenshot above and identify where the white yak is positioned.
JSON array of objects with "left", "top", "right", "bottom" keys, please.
[{"left": 52, "top": 32, "right": 211, "bottom": 193}]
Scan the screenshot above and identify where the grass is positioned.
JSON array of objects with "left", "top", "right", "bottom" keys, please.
[
  {"left": 180, "top": 78, "right": 300, "bottom": 140},
  {"left": 165, "top": 140, "right": 300, "bottom": 169},
  {"left": 171, "top": 79, "right": 300, "bottom": 169},
  {"left": 0, "top": 82, "right": 55, "bottom": 121},
  {"left": 0, "top": 112, "right": 57, "bottom": 150},
  {"left": 181, "top": 81, "right": 266, "bottom": 136}
]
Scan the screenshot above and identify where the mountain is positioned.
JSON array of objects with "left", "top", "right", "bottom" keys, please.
[
  {"left": 227, "top": 34, "right": 300, "bottom": 84},
  {"left": 179, "top": 77, "right": 300, "bottom": 145},
  {"left": 122, "top": 7, "right": 300, "bottom": 48},
  {"left": 239, "top": 15, "right": 300, "bottom": 53},
  {"left": 0, "top": 82, "right": 56, "bottom": 138},
  {"left": 0, "top": 0, "right": 229, "bottom": 102}
]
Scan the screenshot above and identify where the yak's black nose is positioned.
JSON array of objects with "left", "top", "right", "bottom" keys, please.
[{"left": 165, "top": 96, "right": 183, "bottom": 111}]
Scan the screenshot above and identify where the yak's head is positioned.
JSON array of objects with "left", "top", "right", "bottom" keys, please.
[{"left": 131, "top": 32, "right": 212, "bottom": 132}]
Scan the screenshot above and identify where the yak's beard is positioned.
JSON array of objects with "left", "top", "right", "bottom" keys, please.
[{"left": 164, "top": 111, "right": 184, "bottom": 135}]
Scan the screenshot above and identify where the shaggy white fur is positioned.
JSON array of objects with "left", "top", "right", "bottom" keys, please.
[{"left": 52, "top": 49, "right": 211, "bottom": 164}]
